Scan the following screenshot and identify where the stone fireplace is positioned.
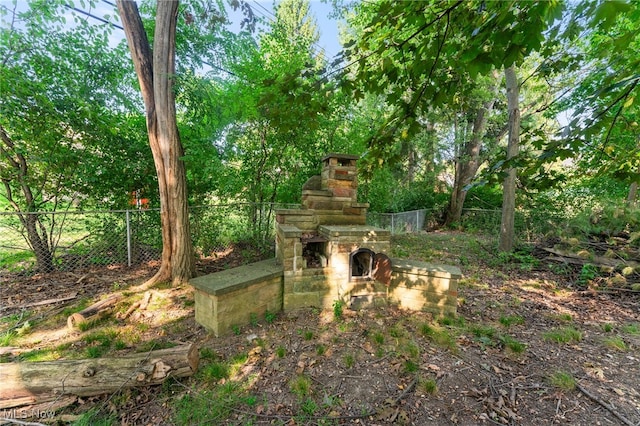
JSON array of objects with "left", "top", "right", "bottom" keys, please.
[
  {"left": 190, "top": 154, "right": 462, "bottom": 336},
  {"left": 275, "top": 154, "right": 393, "bottom": 310}
]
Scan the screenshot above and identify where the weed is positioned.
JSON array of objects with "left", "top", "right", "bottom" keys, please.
[
  {"left": 418, "top": 377, "right": 438, "bottom": 395},
  {"left": 232, "top": 325, "right": 241, "bottom": 335},
  {"left": 332, "top": 300, "right": 344, "bottom": 320},
  {"left": 0, "top": 331, "right": 16, "bottom": 346},
  {"left": 373, "top": 332, "right": 385, "bottom": 345},
  {"left": 549, "top": 371, "right": 576, "bottom": 391},
  {"left": 200, "top": 361, "right": 230, "bottom": 382},
  {"left": 499, "top": 335, "right": 526, "bottom": 353},
  {"left": 302, "top": 330, "right": 314, "bottom": 341},
  {"left": 438, "top": 314, "right": 465, "bottom": 328},
  {"left": 550, "top": 313, "right": 573, "bottom": 323},
  {"left": 600, "top": 323, "right": 615, "bottom": 333},
  {"left": 344, "top": 353, "right": 355, "bottom": 368},
  {"left": 265, "top": 310, "right": 276, "bottom": 324},
  {"left": 276, "top": 346, "right": 286, "bottom": 358},
  {"left": 389, "top": 326, "right": 403, "bottom": 338},
  {"left": 603, "top": 336, "right": 628, "bottom": 351},
  {"left": 577, "top": 264, "right": 598, "bottom": 286},
  {"left": 543, "top": 327, "right": 582, "bottom": 343},
  {"left": 316, "top": 344, "right": 326, "bottom": 356},
  {"left": 200, "top": 347, "right": 217, "bottom": 360},
  {"left": 420, "top": 323, "right": 457, "bottom": 352},
  {"left": 250, "top": 313, "right": 258, "bottom": 327},
  {"left": 20, "top": 348, "right": 59, "bottom": 362},
  {"left": 404, "top": 359, "right": 419, "bottom": 373},
  {"left": 136, "top": 339, "right": 177, "bottom": 353},
  {"left": 403, "top": 341, "right": 420, "bottom": 358},
  {"left": 621, "top": 323, "right": 640, "bottom": 335},
  {"left": 499, "top": 315, "right": 525, "bottom": 328},
  {"left": 290, "top": 375, "right": 312, "bottom": 399},
  {"left": 300, "top": 397, "right": 318, "bottom": 415}
]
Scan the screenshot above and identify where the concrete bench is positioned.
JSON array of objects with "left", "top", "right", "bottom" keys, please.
[{"left": 190, "top": 259, "right": 283, "bottom": 336}]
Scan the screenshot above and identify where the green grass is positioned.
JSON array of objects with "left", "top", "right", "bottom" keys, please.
[
  {"left": 418, "top": 377, "right": 438, "bottom": 395},
  {"left": 543, "top": 326, "right": 582, "bottom": 344},
  {"left": 549, "top": 371, "right": 576, "bottom": 391},
  {"left": 621, "top": 323, "right": 640, "bottom": 335},
  {"left": 289, "top": 375, "right": 312, "bottom": 399},
  {"left": 420, "top": 323, "right": 458, "bottom": 352},
  {"left": 603, "top": 336, "right": 628, "bottom": 351},
  {"left": 499, "top": 315, "right": 525, "bottom": 328}
]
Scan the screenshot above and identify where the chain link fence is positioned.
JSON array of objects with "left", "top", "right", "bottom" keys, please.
[
  {"left": 0, "top": 203, "right": 299, "bottom": 275},
  {"left": 1, "top": 204, "right": 561, "bottom": 275}
]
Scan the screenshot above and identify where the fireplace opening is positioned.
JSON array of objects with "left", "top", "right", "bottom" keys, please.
[
  {"left": 350, "top": 248, "right": 374, "bottom": 280},
  {"left": 301, "top": 233, "right": 328, "bottom": 268}
]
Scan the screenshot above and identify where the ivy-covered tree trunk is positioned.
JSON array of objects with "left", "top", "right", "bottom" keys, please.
[
  {"left": 499, "top": 65, "right": 520, "bottom": 252},
  {"left": 117, "top": 0, "right": 195, "bottom": 286}
]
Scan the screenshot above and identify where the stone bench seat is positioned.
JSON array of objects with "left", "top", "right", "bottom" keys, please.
[{"left": 190, "top": 259, "right": 283, "bottom": 336}]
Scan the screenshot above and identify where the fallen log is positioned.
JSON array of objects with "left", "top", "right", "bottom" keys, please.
[
  {"left": 67, "top": 294, "right": 124, "bottom": 329},
  {"left": 542, "top": 248, "right": 640, "bottom": 269},
  {"left": 0, "top": 343, "right": 199, "bottom": 411}
]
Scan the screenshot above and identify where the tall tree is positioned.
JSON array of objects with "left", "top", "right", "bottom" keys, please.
[
  {"left": 117, "top": 0, "right": 195, "bottom": 286},
  {"left": 499, "top": 65, "right": 520, "bottom": 252}
]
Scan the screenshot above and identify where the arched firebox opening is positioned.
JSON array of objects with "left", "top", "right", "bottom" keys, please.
[{"left": 349, "top": 248, "right": 375, "bottom": 281}]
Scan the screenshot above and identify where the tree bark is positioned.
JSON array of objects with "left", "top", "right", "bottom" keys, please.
[
  {"left": 627, "top": 181, "right": 637, "bottom": 208},
  {"left": 0, "top": 344, "right": 199, "bottom": 411},
  {"left": 117, "top": 0, "right": 195, "bottom": 286},
  {"left": 499, "top": 65, "right": 520, "bottom": 252},
  {"left": 444, "top": 98, "right": 496, "bottom": 226}
]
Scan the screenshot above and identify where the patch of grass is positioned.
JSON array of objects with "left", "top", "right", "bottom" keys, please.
[
  {"left": 302, "top": 330, "right": 314, "bottom": 341},
  {"left": 543, "top": 326, "right": 582, "bottom": 344},
  {"left": 290, "top": 375, "right": 312, "bottom": 399},
  {"left": 300, "top": 397, "right": 318, "bottom": 416},
  {"left": 173, "top": 382, "right": 248, "bottom": 425},
  {"left": 19, "top": 348, "right": 60, "bottom": 362},
  {"left": 438, "top": 314, "right": 465, "bottom": 328},
  {"left": 276, "top": 346, "right": 286, "bottom": 358},
  {"left": 250, "top": 312, "right": 258, "bottom": 327},
  {"left": 316, "top": 344, "right": 326, "bottom": 356},
  {"left": 404, "top": 359, "right": 419, "bottom": 373},
  {"left": 0, "top": 331, "right": 16, "bottom": 346},
  {"left": 550, "top": 313, "right": 573, "bottom": 323},
  {"left": 418, "top": 377, "right": 438, "bottom": 395},
  {"left": 402, "top": 341, "right": 420, "bottom": 358},
  {"left": 499, "top": 335, "right": 526, "bottom": 353},
  {"left": 420, "top": 323, "right": 458, "bottom": 352},
  {"left": 600, "top": 323, "right": 615, "bottom": 333},
  {"left": 200, "top": 361, "right": 230, "bottom": 382},
  {"left": 621, "top": 323, "right": 640, "bottom": 335},
  {"left": 373, "top": 332, "right": 385, "bottom": 345},
  {"left": 344, "top": 353, "right": 355, "bottom": 369},
  {"left": 603, "top": 336, "right": 628, "bottom": 351},
  {"left": 549, "top": 370, "right": 576, "bottom": 391},
  {"left": 499, "top": 315, "right": 525, "bottom": 328}
]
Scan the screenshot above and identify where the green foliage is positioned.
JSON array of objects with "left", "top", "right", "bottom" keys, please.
[
  {"left": 549, "top": 371, "right": 576, "bottom": 391},
  {"left": 332, "top": 300, "right": 344, "bottom": 321},
  {"left": 543, "top": 327, "right": 583, "bottom": 344},
  {"left": 289, "top": 375, "right": 312, "bottom": 399}
]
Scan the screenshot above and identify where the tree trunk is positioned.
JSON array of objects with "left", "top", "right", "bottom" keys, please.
[
  {"left": 627, "top": 181, "right": 637, "bottom": 208},
  {"left": 0, "top": 344, "right": 199, "bottom": 411},
  {"left": 444, "top": 98, "right": 496, "bottom": 226},
  {"left": 499, "top": 65, "right": 520, "bottom": 252},
  {"left": 0, "top": 125, "right": 55, "bottom": 272},
  {"left": 117, "top": 0, "right": 195, "bottom": 286}
]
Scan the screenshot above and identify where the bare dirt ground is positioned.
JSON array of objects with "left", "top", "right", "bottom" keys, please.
[{"left": 1, "top": 233, "right": 640, "bottom": 426}]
